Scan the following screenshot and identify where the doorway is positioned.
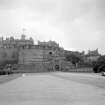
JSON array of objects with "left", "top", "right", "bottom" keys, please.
[{"left": 55, "top": 65, "right": 60, "bottom": 71}]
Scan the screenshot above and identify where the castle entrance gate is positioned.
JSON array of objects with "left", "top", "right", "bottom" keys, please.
[{"left": 55, "top": 65, "right": 60, "bottom": 71}]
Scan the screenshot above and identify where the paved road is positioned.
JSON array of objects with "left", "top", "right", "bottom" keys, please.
[
  {"left": 0, "top": 72, "right": 105, "bottom": 105},
  {"left": 52, "top": 72, "right": 105, "bottom": 89}
]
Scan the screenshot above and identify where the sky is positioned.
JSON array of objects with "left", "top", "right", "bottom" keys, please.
[{"left": 0, "top": 0, "right": 105, "bottom": 54}]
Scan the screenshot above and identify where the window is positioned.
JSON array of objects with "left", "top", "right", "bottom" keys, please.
[{"left": 49, "top": 52, "right": 52, "bottom": 55}]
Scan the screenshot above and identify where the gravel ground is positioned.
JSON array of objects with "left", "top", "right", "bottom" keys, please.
[{"left": 0, "top": 72, "right": 105, "bottom": 105}]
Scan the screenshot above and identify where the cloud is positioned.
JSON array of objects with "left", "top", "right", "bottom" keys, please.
[{"left": 0, "top": 0, "right": 105, "bottom": 54}]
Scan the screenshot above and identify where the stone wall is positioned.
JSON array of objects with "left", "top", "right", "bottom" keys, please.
[
  {"left": 0, "top": 48, "right": 18, "bottom": 65},
  {"left": 17, "top": 63, "right": 48, "bottom": 73},
  {"left": 18, "top": 48, "right": 44, "bottom": 64},
  {"left": 18, "top": 47, "right": 61, "bottom": 64},
  {"left": 17, "top": 47, "right": 66, "bottom": 72},
  {"left": 0, "top": 47, "right": 88, "bottom": 73}
]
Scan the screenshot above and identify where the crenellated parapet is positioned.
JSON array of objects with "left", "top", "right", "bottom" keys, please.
[{"left": 0, "top": 35, "right": 34, "bottom": 48}]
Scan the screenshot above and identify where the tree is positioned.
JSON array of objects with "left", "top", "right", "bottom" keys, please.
[
  {"left": 65, "top": 53, "right": 83, "bottom": 67},
  {"left": 93, "top": 55, "right": 105, "bottom": 73}
]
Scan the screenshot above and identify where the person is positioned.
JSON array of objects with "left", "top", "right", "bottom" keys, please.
[{"left": 7, "top": 64, "right": 12, "bottom": 74}]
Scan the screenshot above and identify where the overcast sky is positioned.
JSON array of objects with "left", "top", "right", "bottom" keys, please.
[{"left": 0, "top": 0, "right": 105, "bottom": 54}]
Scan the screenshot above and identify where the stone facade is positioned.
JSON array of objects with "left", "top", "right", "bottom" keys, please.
[
  {"left": 0, "top": 35, "right": 34, "bottom": 48},
  {"left": 85, "top": 49, "right": 100, "bottom": 62},
  {"left": 0, "top": 48, "right": 18, "bottom": 65},
  {"left": 0, "top": 35, "right": 68, "bottom": 72},
  {"left": 18, "top": 45, "right": 66, "bottom": 71},
  {"left": 1, "top": 35, "right": 96, "bottom": 72},
  {"left": 38, "top": 40, "right": 59, "bottom": 47}
]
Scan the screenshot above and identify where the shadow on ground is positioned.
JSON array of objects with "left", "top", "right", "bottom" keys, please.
[{"left": 0, "top": 74, "right": 22, "bottom": 84}]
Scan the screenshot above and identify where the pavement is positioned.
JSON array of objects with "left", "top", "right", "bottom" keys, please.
[{"left": 0, "top": 72, "right": 105, "bottom": 105}]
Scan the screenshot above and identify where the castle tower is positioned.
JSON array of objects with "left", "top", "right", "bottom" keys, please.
[{"left": 21, "top": 34, "right": 26, "bottom": 40}]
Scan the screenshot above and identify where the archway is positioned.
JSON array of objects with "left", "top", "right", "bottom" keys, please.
[{"left": 55, "top": 65, "right": 60, "bottom": 71}]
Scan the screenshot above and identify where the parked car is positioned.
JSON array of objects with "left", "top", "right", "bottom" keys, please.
[{"left": 101, "top": 71, "right": 105, "bottom": 76}]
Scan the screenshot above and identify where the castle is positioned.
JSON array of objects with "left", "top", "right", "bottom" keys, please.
[
  {"left": 85, "top": 49, "right": 100, "bottom": 62},
  {"left": 0, "top": 34, "right": 101, "bottom": 72},
  {"left": 0, "top": 34, "right": 71, "bottom": 72}
]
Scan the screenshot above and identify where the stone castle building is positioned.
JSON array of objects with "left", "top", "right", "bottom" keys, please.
[
  {"left": 0, "top": 34, "right": 71, "bottom": 72},
  {"left": 85, "top": 49, "right": 100, "bottom": 62},
  {"left": 0, "top": 34, "right": 99, "bottom": 72},
  {"left": 0, "top": 35, "right": 34, "bottom": 48}
]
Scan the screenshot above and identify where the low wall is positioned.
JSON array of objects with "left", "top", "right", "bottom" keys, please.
[
  {"left": 14, "top": 62, "right": 53, "bottom": 73},
  {"left": 62, "top": 67, "right": 93, "bottom": 72}
]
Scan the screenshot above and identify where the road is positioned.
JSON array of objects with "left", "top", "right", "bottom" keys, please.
[{"left": 0, "top": 72, "right": 105, "bottom": 105}]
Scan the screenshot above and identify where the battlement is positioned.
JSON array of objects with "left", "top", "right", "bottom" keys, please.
[
  {"left": 0, "top": 35, "right": 63, "bottom": 51},
  {"left": 0, "top": 35, "right": 34, "bottom": 48},
  {"left": 86, "top": 49, "right": 100, "bottom": 56}
]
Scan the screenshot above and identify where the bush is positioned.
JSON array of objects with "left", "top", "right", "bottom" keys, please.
[{"left": 93, "top": 55, "right": 105, "bottom": 73}]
